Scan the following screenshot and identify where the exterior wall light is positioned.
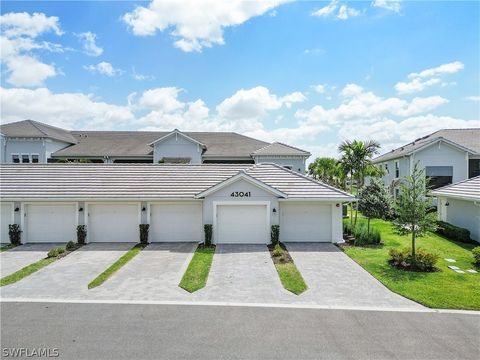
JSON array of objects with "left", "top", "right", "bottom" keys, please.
[
  {"left": 336, "top": 203, "right": 340, "bottom": 207},
  {"left": 445, "top": 202, "right": 449, "bottom": 207},
  {"left": 142, "top": 207, "right": 146, "bottom": 212},
  {"left": 79, "top": 207, "right": 84, "bottom": 212},
  {"left": 14, "top": 207, "right": 20, "bottom": 212},
  {"left": 272, "top": 208, "right": 277, "bottom": 213}
]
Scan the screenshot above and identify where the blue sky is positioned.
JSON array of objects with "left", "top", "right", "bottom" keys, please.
[{"left": 1, "top": 1, "right": 479, "bottom": 159}]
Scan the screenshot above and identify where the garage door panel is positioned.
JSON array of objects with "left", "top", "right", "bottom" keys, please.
[
  {"left": 150, "top": 203, "right": 202, "bottom": 242},
  {"left": 26, "top": 204, "right": 77, "bottom": 243},
  {"left": 281, "top": 203, "right": 331, "bottom": 242},
  {"left": 88, "top": 204, "right": 139, "bottom": 243},
  {"left": 1, "top": 203, "right": 14, "bottom": 243},
  {"left": 217, "top": 205, "right": 268, "bottom": 244}
]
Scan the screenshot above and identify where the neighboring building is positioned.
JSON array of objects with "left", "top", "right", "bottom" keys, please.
[
  {"left": 432, "top": 176, "right": 480, "bottom": 242},
  {"left": 0, "top": 120, "right": 311, "bottom": 173},
  {"left": 373, "top": 129, "right": 480, "bottom": 197},
  {"left": 0, "top": 163, "right": 354, "bottom": 244}
]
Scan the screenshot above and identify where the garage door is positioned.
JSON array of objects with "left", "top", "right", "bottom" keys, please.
[
  {"left": 280, "top": 203, "right": 332, "bottom": 242},
  {"left": 1, "top": 203, "right": 14, "bottom": 243},
  {"left": 88, "top": 204, "right": 139, "bottom": 242},
  {"left": 150, "top": 203, "right": 202, "bottom": 242},
  {"left": 25, "top": 204, "right": 77, "bottom": 243},
  {"left": 216, "top": 204, "right": 268, "bottom": 244}
]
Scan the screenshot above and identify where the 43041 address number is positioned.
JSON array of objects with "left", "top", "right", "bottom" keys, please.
[{"left": 230, "top": 191, "right": 251, "bottom": 197}]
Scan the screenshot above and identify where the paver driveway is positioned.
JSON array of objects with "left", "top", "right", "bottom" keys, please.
[
  {"left": 91, "top": 242, "right": 197, "bottom": 300},
  {"left": 196, "top": 244, "right": 293, "bottom": 303},
  {"left": 286, "top": 243, "right": 423, "bottom": 309},
  {"left": 1, "top": 244, "right": 53, "bottom": 278},
  {"left": 0, "top": 243, "right": 132, "bottom": 299}
]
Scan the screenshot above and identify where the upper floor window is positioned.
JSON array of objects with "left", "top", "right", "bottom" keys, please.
[
  {"left": 21, "top": 154, "right": 30, "bottom": 163},
  {"left": 395, "top": 161, "right": 399, "bottom": 178},
  {"left": 425, "top": 166, "right": 453, "bottom": 189},
  {"left": 31, "top": 154, "right": 39, "bottom": 163},
  {"left": 12, "top": 154, "right": 20, "bottom": 163},
  {"left": 384, "top": 163, "right": 389, "bottom": 174}
]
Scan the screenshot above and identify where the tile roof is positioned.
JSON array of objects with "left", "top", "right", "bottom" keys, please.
[
  {"left": 0, "top": 120, "right": 77, "bottom": 144},
  {"left": 251, "top": 142, "right": 310, "bottom": 156},
  {"left": 0, "top": 163, "right": 354, "bottom": 200},
  {"left": 431, "top": 176, "right": 480, "bottom": 201},
  {"left": 52, "top": 131, "right": 270, "bottom": 158},
  {"left": 374, "top": 128, "right": 480, "bottom": 163}
]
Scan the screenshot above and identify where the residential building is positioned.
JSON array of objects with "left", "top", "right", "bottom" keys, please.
[
  {"left": 432, "top": 176, "right": 480, "bottom": 242},
  {"left": 0, "top": 120, "right": 311, "bottom": 173},
  {"left": 0, "top": 163, "right": 354, "bottom": 244},
  {"left": 373, "top": 129, "right": 480, "bottom": 195}
]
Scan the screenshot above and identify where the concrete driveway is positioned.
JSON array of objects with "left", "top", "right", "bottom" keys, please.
[
  {"left": 92, "top": 242, "right": 197, "bottom": 300},
  {"left": 196, "top": 244, "right": 293, "bottom": 303},
  {"left": 0, "top": 244, "right": 53, "bottom": 278},
  {"left": 0, "top": 243, "right": 132, "bottom": 299},
  {"left": 286, "top": 243, "right": 423, "bottom": 309}
]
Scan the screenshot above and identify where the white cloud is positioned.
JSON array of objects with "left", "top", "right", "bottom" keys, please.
[
  {"left": 132, "top": 67, "right": 155, "bottom": 81},
  {"left": 122, "top": 0, "right": 289, "bottom": 52},
  {"left": 466, "top": 96, "right": 480, "bottom": 102},
  {"left": 340, "top": 83, "right": 364, "bottom": 97},
  {"left": 84, "top": 62, "right": 123, "bottom": 77},
  {"left": 312, "top": 1, "right": 360, "bottom": 20},
  {"left": 0, "top": 87, "right": 134, "bottom": 129},
  {"left": 312, "top": 84, "right": 326, "bottom": 93},
  {"left": 372, "top": 0, "right": 401, "bottom": 13},
  {"left": 138, "top": 87, "right": 185, "bottom": 112},
  {"left": 216, "top": 86, "right": 305, "bottom": 120},
  {"left": 0, "top": 12, "right": 63, "bottom": 87},
  {"left": 395, "top": 61, "right": 464, "bottom": 94},
  {"left": 77, "top": 32, "right": 103, "bottom": 56}
]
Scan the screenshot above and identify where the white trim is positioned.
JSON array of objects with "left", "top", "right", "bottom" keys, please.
[
  {"left": 196, "top": 172, "right": 287, "bottom": 199},
  {"left": 148, "top": 129, "right": 206, "bottom": 148},
  {"left": 431, "top": 193, "right": 479, "bottom": 202},
  {"left": 22, "top": 202, "right": 78, "bottom": 243},
  {"left": 409, "top": 137, "right": 476, "bottom": 157},
  {"left": 279, "top": 198, "right": 357, "bottom": 202},
  {"left": 85, "top": 202, "right": 141, "bottom": 243},
  {"left": 213, "top": 201, "right": 270, "bottom": 244}
]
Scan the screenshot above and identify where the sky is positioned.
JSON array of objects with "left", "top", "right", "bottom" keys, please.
[{"left": 1, "top": 0, "right": 479, "bottom": 160}]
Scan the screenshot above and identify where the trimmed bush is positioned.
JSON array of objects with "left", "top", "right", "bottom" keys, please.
[
  {"left": 204, "top": 224, "right": 213, "bottom": 247},
  {"left": 352, "top": 222, "right": 381, "bottom": 246},
  {"left": 66, "top": 241, "right": 76, "bottom": 251},
  {"left": 271, "top": 225, "right": 280, "bottom": 245},
  {"left": 8, "top": 224, "right": 22, "bottom": 245},
  {"left": 77, "top": 225, "right": 87, "bottom": 245},
  {"left": 436, "top": 221, "right": 472, "bottom": 243},
  {"left": 139, "top": 224, "right": 149, "bottom": 245},
  {"left": 388, "top": 248, "right": 439, "bottom": 272},
  {"left": 272, "top": 243, "right": 284, "bottom": 257},
  {"left": 472, "top": 247, "right": 480, "bottom": 266}
]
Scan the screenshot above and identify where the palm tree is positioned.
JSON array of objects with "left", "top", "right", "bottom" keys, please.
[
  {"left": 338, "top": 141, "right": 356, "bottom": 225},
  {"left": 309, "top": 157, "right": 338, "bottom": 185}
]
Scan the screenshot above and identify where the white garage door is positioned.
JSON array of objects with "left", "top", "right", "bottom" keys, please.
[
  {"left": 1, "top": 203, "right": 14, "bottom": 243},
  {"left": 88, "top": 204, "right": 139, "bottom": 243},
  {"left": 216, "top": 204, "right": 268, "bottom": 244},
  {"left": 150, "top": 203, "right": 202, "bottom": 242},
  {"left": 25, "top": 204, "right": 77, "bottom": 243},
  {"left": 280, "top": 203, "right": 332, "bottom": 242}
]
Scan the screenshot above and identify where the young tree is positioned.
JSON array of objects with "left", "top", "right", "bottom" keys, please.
[
  {"left": 358, "top": 178, "right": 394, "bottom": 235},
  {"left": 394, "top": 163, "right": 437, "bottom": 261}
]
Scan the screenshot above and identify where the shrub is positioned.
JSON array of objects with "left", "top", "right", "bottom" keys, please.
[
  {"left": 77, "top": 225, "right": 87, "bottom": 245},
  {"left": 204, "top": 224, "right": 213, "bottom": 247},
  {"left": 352, "top": 223, "right": 381, "bottom": 246},
  {"left": 8, "top": 224, "right": 22, "bottom": 245},
  {"left": 343, "top": 222, "right": 353, "bottom": 236},
  {"left": 271, "top": 225, "right": 280, "bottom": 245},
  {"left": 139, "top": 224, "right": 149, "bottom": 245},
  {"left": 388, "top": 248, "right": 438, "bottom": 272},
  {"left": 272, "top": 243, "right": 284, "bottom": 257},
  {"left": 472, "top": 247, "right": 480, "bottom": 266},
  {"left": 436, "top": 221, "right": 472, "bottom": 243},
  {"left": 57, "top": 247, "right": 65, "bottom": 255},
  {"left": 66, "top": 241, "right": 76, "bottom": 251}
]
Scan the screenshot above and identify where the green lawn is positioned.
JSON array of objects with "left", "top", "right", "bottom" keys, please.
[
  {"left": 342, "top": 217, "right": 480, "bottom": 310},
  {"left": 179, "top": 246, "right": 215, "bottom": 292},
  {"left": 274, "top": 262, "right": 308, "bottom": 295},
  {"left": 0, "top": 257, "right": 57, "bottom": 287},
  {"left": 88, "top": 243, "right": 145, "bottom": 289},
  {"left": 0, "top": 244, "right": 16, "bottom": 252}
]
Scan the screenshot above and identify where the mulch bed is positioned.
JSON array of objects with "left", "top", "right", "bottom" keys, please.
[{"left": 267, "top": 242, "right": 293, "bottom": 264}]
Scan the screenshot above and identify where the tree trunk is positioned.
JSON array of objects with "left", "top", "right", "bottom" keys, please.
[
  {"left": 349, "top": 172, "right": 354, "bottom": 226},
  {"left": 411, "top": 227, "right": 416, "bottom": 262}
]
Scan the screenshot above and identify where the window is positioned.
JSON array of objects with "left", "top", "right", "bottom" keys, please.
[
  {"left": 469, "top": 159, "right": 480, "bottom": 178},
  {"left": 21, "top": 154, "right": 30, "bottom": 163},
  {"left": 395, "top": 161, "right": 399, "bottom": 178},
  {"left": 283, "top": 165, "right": 293, "bottom": 170},
  {"left": 31, "top": 154, "right": 39, "bottom": 163},
  {"left": 425, "top": 166, "right": 453, "bottom": 189},
  {"left": 384, "top": 164, "right": 389, "bottom": 174},
  {"left": 12, "top": 154, "right": 20, "bottom": 163}
]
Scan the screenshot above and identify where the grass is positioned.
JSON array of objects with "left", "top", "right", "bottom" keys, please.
[
  {"left": 88, "top": 243, "right": 145, "bottom": 289},
  {"left": 179, "top": 246, "right": 215, "bottom": 293},
  {"left": 274, "top": 262, "right": 308, "bottom": 295},
  {"left": 0, "top": 244, "right": 17, "bottom": 252},
  {"left": 342, "top": 217, "right": 480, "bottom": 310},
  {"left": 0, "top": 244, "right": 79, "bottom": 287}
]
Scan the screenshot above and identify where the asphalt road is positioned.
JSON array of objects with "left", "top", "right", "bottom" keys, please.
[{"left": 1, "top": 302, "right": 478, "bottom": 360}]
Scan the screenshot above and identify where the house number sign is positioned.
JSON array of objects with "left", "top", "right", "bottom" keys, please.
[{"left": 230, "top": 191, "right": 251, "bottom": 197}]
